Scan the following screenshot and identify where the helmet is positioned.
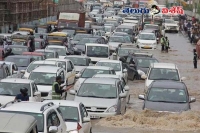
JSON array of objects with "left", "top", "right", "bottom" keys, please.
[
  {"left": 40, "top": 35, "right": 43, "bottom": 38},
  {"left": 20, "top": 87, "right": 28, "bottom": 95}
]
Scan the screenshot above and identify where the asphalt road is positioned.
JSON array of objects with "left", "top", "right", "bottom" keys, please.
[{"left": 67, "top": 32, "right": 200, "bottom": 133}]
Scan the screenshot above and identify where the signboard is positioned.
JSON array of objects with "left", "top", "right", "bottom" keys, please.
[
  {"left": 59, "top": 13, "right": 80, "bottom": 21},
  {"left": 114, "top": 1, "right": 123, "bottom": 5}
]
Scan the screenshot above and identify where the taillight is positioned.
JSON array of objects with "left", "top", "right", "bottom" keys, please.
[{"left": 77, "top": 123, "right": 82, "bottom": 130}]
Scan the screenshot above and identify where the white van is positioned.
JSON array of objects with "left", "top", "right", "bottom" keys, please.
[
  {"left": 0, "top": 112, "right": 38, "bottom": 133},
  {"left": 85, "top": 43, "right": 110, "bottom": 64}
]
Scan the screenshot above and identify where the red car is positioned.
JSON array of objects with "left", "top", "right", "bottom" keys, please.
[{"left": 22, "top": 52, "right": 46, "bottom": 60}]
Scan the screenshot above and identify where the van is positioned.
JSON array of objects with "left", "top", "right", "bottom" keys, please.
[{"left": 0, "top": 112, "right": 38, "bottom": 133}]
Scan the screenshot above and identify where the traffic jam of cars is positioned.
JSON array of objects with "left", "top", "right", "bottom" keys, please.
[{"left": 0, "top": 0, "right": 197, "bottom": 133}]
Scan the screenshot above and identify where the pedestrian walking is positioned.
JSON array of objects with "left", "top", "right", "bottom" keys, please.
[
  {"left": 193, "top": 49, "right": 198, "bottom": 69},
  {"left": 165, "top": 36, "right": 170, "bottom": 53},
  {"left": 160, "top": 35, "right": 166, "bottom": 52},
  {"left": 15, "top": 87, "right": 29, "bottom": 101},
  {"left": 52, "top": 76, "right": 67, "bottom": 100}
]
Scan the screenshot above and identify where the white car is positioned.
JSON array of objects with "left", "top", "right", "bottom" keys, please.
[
  {"left": 141, "top": 63, "right": 186, "bottom": 90},
  {"left": 0, "top": 78, "right": 41, "bottom": 106},
  {"left": 96, "top": 60, "right": 128, "bottom": 83},
  {"left": 0, "top": 101, "right": 67, "bottom": 133},
  {"left": 136, "top": 32, "right": 157, "bottom": 49},
  {"left": 70, "top": 78, "right": 127, "bottom": 118},
  {"left": 23, "top": 60, "right": 62, "bottom": 78},
  {"left": 0, "top": 61, "right": 19, "bottom": 76},
  {"left": 43, "top": 100, "right": 92, "bottom": 133},
  {"left": 163, "top": 19, "right": 179, "bottom": 33},
  {"left": 28, "top": 66, "right": 67, "bottom": 99},
  {"left": 45, "top": 45, "right": 69, "bottom": 58},
  {"left": 46, "top": 58, "right": 76, "bottom": 85},
  {"left": 74, "top": 66, "right": 116, "bottom": 91},
  {"left": 93, "top": 74, "right": 130, "bottom": 103}
]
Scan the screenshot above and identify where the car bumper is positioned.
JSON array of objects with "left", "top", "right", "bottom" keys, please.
[
  {"left": 139, "top": 45, "right": 157, "bottom": 49},
  {"left": 88, "top": 112, "right": 117, "bottom": 118}
]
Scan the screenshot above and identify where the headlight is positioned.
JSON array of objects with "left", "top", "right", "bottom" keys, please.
[
  {"left": 74, "top": 81, "right": 81, "bottom": 90},
  {"left": 137, "top": 69, "right": 145, "bottom": 76},
  {"left": 106, "top": 105, "right": 117, "bottom": 112},
  {"left": 68, "top": 130, "right": 78, "bottom": 133}
]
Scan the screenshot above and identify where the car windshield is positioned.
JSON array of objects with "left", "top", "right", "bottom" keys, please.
[
  {"left": 116, "top": 28, "right": 133, "bottom": 34},
  {"left": 0, "top": 82, "right": 31, "bottom": 96},
  {"left": 172, "top": 17, "right": 179, "bottom": 21},
  {"left": 43, "top": 52, "right": 54, "bottom": 58},
  {"left": 78, "top": 38, "right": 97, "bottom": 45},
  {"left": 165, "top": 19, "right": 176, "bottom": 23},
  {"left": 138, "top": 34, "right": 156, "bottom": 40},
  {"left": 31, "top": 55, "right": 42, "bottom": 61},
  {"left": 118, "top": 48, "right": 140, "bottom": 56},
  {"left": 77, "top": 83, "right": 117, "bottom": 98},
  {"left": 96, "top": 62, "right": 121, "bottom": 71},
  {"left": 87, "top": 46, "right": 108, "bottom": 58},
  {"left": 46, "top": 48, "right": 66, "bottom": 56},
  {"left": 144, "top": 25, "right": 159, "bottom": 29},
  {"left": 0, "top": 111, "right": 44, "bottom": 132},
  {"left": 65, "top": 57, "right": 87, "bottom": 66},
  {"left": 11, "top": 47, "right": 28, "bottom": 55},
  {"left": 35, "top": 41, "right": 41, "bottom": 48},
  {"left": 27, "top": 63, "right": 56, "bottom": 73},
  {"left": 109, "top": 36, "right": 126, "bottom": 43},
  {"left": 12, "top": 41, "right": 25, "bottom": 45},
  {"left": 123, "top": 36, "right": 132, "bottom": 43},
  {"left": 59, "top": 106, "right": 80, "bottom": 122},
  {"left": 73, "top": 34, "right": 91, "bottom": 41},
  {"left": 149, "top": 68, "right": 180, "bottom": 81},
  {"left": 5, "top": 57, "right": 29, "bottom": 67},
  {"left": 147, "top": 88, "right": 187, "bottom": 103},
  {"left": 136, "top": 58, "right": 158, "bottom": 68},
  {"left": 81, "top": 69, "right": 110, "bottom": 78},
  {"left": 29, "top": 72, "right": 56, "bottom": 85}
]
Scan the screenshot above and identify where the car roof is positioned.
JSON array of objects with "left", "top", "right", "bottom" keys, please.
[
  {"left": 0, "top": 78, "right": 33, "bottom": 83},
  {"left": 32, "top": 60, "right": 57, "bottom": 64},
  {"left": 84, "top": 78, "right": 118, "bottom": 84},
  {"left": 139, "top": 32, "right": 155, "bottom": 35},
  {"left": 0, "top": 101, "right": 58, "bottom": 113},
  {"left": 110, "top": 35, "right": 124, "bottom": 38},
  {"left": 113, "top": 32, "right": 128, "bottom": 35},
  {"left": 86, "top": 66, "right": 113, "bottom": 70},
  {"left": 93, "top": 74, "right": 120, "bottom": 79},
  {"left": 0, "top": 112, "right": 36, "bottom": 132},
  {"left": 32, "top": 66, "right": 61, "bottom": 73},
  {"left": 117, "top": 25, "right": 133, "bottom": 28},
  {"left": 151, "top": 63, "right": 177, "bottom": 69},
  {"left": 9, "top": 45, "right": 28, "bottom": 48},
  {"left": 43, "top": 100, "right": 81, "bottom": 107},
  {"left": 65, "top": 55, "right": 89, "bottom": 59},
  {"left": 35, "top": 49, "right": 55, "bottom": 52},
  {"left": 6, "top": 55, "right": 32, "bottom": 59},
  {"left": 46, "top": 58, "right": 70, "bottom": 62},
  {"left": 151, "top": 80, "right": 185, "bottom": 89},
  {"left": 97, "top": 60, "right": 121, "bottom": 63},
  {"left": 46, "top": 45, "right": 65, "bottom": 48}
]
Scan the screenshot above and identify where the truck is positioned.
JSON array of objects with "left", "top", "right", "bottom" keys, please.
[{"left": 57, "top": 10, "right": 85, "bottom": 28}]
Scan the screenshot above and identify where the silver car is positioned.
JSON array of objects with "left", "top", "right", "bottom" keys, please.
[{"left": 70, "top": 78, "right": 127, "bottom": 118}]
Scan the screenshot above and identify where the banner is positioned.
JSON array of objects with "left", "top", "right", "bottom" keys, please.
[{"left": 59, "top": 13, "right": 80, "bottom": 21}]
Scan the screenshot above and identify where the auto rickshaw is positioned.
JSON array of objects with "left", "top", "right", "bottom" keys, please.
[
  {"left": 18, "top": 24, "right": 36, "bottom": 34},
  {"left": 48, "top": 32, "right": 68, "bottom": 46}
]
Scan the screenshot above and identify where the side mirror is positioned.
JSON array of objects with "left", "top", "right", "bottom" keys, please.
[
  {"left": 181, "top": 77, "right": 186, "bottom": 81},
  {"left": 190, "top": 97, "right": 196, "bottom": 103},
  {"left": 138, "top": 94, "right": 145, "bottom": 100},
  {"left": 20, "top": 70, "right": 25, "bottom": 74},
  {"left": 69, "top": 90, "right": 77, "bottom": 95},
  {"left": 83, "top": 117, "right": 91, "bottom": 123},
  {"left": 141, "top": 75, "right": 147, "bottom": 79},
  {"left": 34, "top": 91, "right": 41, "bottom": 96},
  {"left": 124, "top": 86, "right": 129, "bottom": 91},
  {"left": 75, "top": 73, "right": 81, "bottom": 78},
  {"left": 119, "top": 93, "right": 126, "bottom": 98},
  {"left": 123, "top": 69, "right": 127, "bottom": 73},
  {"left": 49, "top": 126, "right": 58, "bottom": 133}
]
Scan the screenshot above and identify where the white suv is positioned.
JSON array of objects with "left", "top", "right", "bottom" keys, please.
[
  {"left": 0, "top": 100, "right": 67, "bottom": 133},
  {"left": 141, "top": 63, "right": 186, "bottom": 91}
]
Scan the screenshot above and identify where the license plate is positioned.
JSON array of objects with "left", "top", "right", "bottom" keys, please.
[
  {"left": 90, "top": 115, "right": 100, "bottom": 118},
  {"left": 144, "top": 46, "right": 150, "bottom": 48}
]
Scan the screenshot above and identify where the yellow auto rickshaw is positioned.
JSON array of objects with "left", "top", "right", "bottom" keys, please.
[
  {"left": 18, "top": 24, "right": 36, "bottom": 34},
  {"left": 11, "top": 34, "right": 30, "bottom": 46},
  {"left": 48, "top": 32, "right": 68, "bottom": 46}
]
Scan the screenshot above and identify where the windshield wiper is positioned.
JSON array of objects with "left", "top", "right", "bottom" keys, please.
[
  {"left": 64, "top": 118, "right": 78, "bottom": 122},
  {"left": 78, "top": 95, "right": 105, "bottom": 98},
  {"left": 37, "top": 83, "right": 51, "bottom": 85},
  {"left": 76, "top": 64, "right": 86, "bottom": 66},
  {"left": 105, "top": 97, "right": 116, "bottom": 99},
  {"left": 149, "top": 78, "right": 178, "bottom": 80},
  {"left": 0, "top": 94, "right": 12, "bottom": 96},
  {"left": 149, "top": 100, "right": 185, "bottom": 103}
]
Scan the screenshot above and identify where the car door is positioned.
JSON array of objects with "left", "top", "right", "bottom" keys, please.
[
  {"left": 118, "top": 83, "right": 126, "bottom": 113},
  {"left": 31, "top": 82, "right": 41, "bottom": 102},
  {"left": 120, "top": 80, "right": 129, "bottom": 103},
  {"left": 122, "top": 63, "right": 128, "bottom": 82},
  {"left": 80, "top": 104, "right": 91, "bottom": 133},
  {"left": 66, "top": 61, "right": 73, "bottom": 84},
  {"left": 46, "top": 110, "right": 63, "bottom": 133}
]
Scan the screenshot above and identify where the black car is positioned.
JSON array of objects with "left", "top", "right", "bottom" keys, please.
[
  {"left": 138, "top": 80, "right": 196, "bottom": 112},
  {"left": 5, "top": 55, "right": 35, "bottom": 71},
  {"left": 125, "top": 53, "right": 158, "bottom": 80}
]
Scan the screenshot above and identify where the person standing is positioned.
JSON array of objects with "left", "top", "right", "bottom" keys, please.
[
  {"left": 52, "top": 76, "right": 67, "bottom": 100},
  {"left": 193, "top": 49, "right": 198, "bottom": 69},
  {"left": 160, "top": 35, "right": 166, "bottom": 52},
  {"left": 165, "top": 36, "right": 169, "bottom": 53}
]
